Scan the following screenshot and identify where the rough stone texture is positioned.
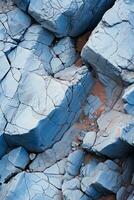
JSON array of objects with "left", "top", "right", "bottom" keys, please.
[
  {"left": 29, "top": 126, "right": 81, "bottom": 172},
  {"left": 82, "top": 110, "right": 134, "bottom": 158},
  {"left": 62, "top": 178, "right": 89, "bottom": 200},
  {"left": 13, "top": 0, "right": 30, "bottom": 11},
  {"left": 81, "top": 160, "right": 122, "bottom": 197},
  {"left": 82, "top": 0, "right": 134, "bottom": 85},
  {"left": 122, "top": 84, "right": 134, "bottom": 115},
  {"left": 0, "top": 147, "right": 30, "bottom": 184},
  {"left": 66, "top": 149, "right": 85, "bottom": 176},
  {"left": 0, "top": 0, "right": 31, "bottom": 53},
  {"left": 0, "top": 24, "right": 93, "bottom": 152},
  {"left": 0, "top": 171, "right": 62, "bottom": 200},
  {"left": 28, "top": 0, "right": 115, "bottom": 37}
]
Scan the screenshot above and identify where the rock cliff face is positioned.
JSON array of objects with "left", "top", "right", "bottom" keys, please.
[{"left": 0, "top": 0, "right": 134, "bottom": 199}]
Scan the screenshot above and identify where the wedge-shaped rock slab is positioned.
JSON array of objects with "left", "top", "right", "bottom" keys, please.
[
  {"left": 0, "top": 172, "right": 62, "bottom": 200},
  {"left": 28, "top": 0, "right": 115, "bottom": 37},
  {"left": 82, "top": 0, "right": 134, "bottom": 84},
  {"left": 0, "top": 147, "right": 30, "bottom": 184},
  {"left": 1, "top": 25, "right": 93, "bottom": 152},
  {"left": 0, "top": 0, "right": 31, "bottom": 53}
]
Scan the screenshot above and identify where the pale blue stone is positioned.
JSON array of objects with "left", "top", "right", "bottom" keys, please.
[
  {"left": 0, "top": 147, "right": 30, "bottom": 184},
  {"left": 66, "top": 150, "right": 85, "bottom": 176},
  {"left": 28, "top": 0, "right": 115, "bottom": 37}
]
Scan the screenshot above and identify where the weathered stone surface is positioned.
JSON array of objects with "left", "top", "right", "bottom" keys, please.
[
  {"left": 122, "top": 84, "right": 134, "bottom": 115},
  {"left": 0, "top": 24, "right": 93, "bottom": 152},
  {"left": 82, "top": 0, "right": 134, "bottom": 84},
  {"left": 0, "top": 132, "right": 8, "bottom": 158},
  {"left": 0, "top": 0, "right": 31, "bottom": 53},
  {"left": 13, "top": 0, "right": 30, "bottom": 11},
  {"left": 80, "top": 158, "right": 99, "bottom": 177},
  {"left": 82, "top": 132, "right": 96, "bottom": 151},
  {"left": 84, "top": 110, "right": 134, "bottom": 158},
  {"left": 28, "top": 0, "right": 115, "bottom": 37},
  {"left": 66, "top": 149, "right": 84, "bottom": 176},
  {"left": 0, "top": 147, "right": 30, "bottom": 184},
  {"left": 62, "top": 178, "right": 89, "bottom": 200},
  {"left": 0, "top": 171, "right": 62, "bottom": 200},
  {"left": 81, "top": 160, "right": 122, "bottom": 198},
  {"left": 29, "top": 126, "right": 80, "bottom": 172}
]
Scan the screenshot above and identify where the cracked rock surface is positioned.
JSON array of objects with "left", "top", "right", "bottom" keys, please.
[{"left": 1, "top": 0, "right": 134, "bottom": 199}]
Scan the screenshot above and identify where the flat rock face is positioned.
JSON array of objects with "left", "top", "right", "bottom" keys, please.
[
  {"left": 82, "top": 0, "right": 134, "bottom": 84},
  {"left": 0, "top": 24, "right": 93, "bottom": 152},
  {"left": 28, "top": 0, "right": 115, "bottom": 37},
  {"left": 0, "top": 171, "right": 62, "bottom": 200},
  {"left": 0, "top": 147, "right": 30, "bottom": 184},
  {"left": 0, "top": 0, "right": 31, "bottom": 53}
]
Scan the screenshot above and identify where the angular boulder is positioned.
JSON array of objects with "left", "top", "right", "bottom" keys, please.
[
  {"left": 28, "top": 0, "right": 115, "bottom": 37},
  {"left": 82, "top": 0, "right": 134, "bottom": 84},
  {"left": 82, "top": 110, "right": 134, "bottom": 158},
  {"left": 0, "top": 25, "right": 93, "bottom": 152},
  {"left": 81, "top": 160, "right": 122, "bottom": 198}
]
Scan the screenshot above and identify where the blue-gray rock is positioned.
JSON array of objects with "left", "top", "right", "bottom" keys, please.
[
  {"left": 81, "top": 160, "right": 122, "bottom": 198},
  {"left": 0, "top": 0, "right": 31, "bottom": 53},
  {"left": 121, "top": 156, "right": 134, "bottom": 185},
  {"left": 0, "top": 132, "right": 8, "bottom": 158},
  {"left": 13, "top": 0, "right": 30, "bottom": 11},
  {"left": 0, "top": 24, "right": 93, "bottom": 152},
  {"left": 82, "top": 0, "right": 134, "bottom": 84},
  {"left": 0, "top": 51, "right": 10, "bottom": 81},
  {"left": 88, "top": 110, "right": 134, "bottom": 158},
  {"left": 81, "top": 132, "right": 96, "bottom": 151},
  {"left": 29, "top": 126, "right": 81, "bottom": 172},
  {"left": 0, "top": 171, "right": 62, "bottom": 200},
  {"left": 0, "top": 147, "right": 30, "bottom": 184},
  {"left": 28, "top": 0, "right": 115, "bottom": 37},
  {"left": 122, "top": 84, "right": 134, "bottom": 115},
  {"left": 66, "top": 150, "right": 85, "bottom": 176},
  {"left": 80, "top": 158, "right": 99, "bottom": 177},
  {"left": 84, "top": 95, "right": 102, "bottom": 119},
  {"left": 50, "top": 37, "right": 77, "bottom": 74},
  {"left": 62, "top": 178, "right": 89, "bottom": 200}
]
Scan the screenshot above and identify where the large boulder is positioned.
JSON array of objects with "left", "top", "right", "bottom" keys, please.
[
  {"left": 0, "top": 25, "right": 93, "bottom": 152},
  {"left": 28, "top": 0, "right": 115, "bottom": 37},
  {"left": 82, "top": 0, "right": 134, "bottom": 84},
  {"left": 0, "top": 0, "right": 31, "bottom": 53}
]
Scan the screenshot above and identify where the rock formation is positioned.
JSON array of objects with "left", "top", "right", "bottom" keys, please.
[{"left": 0, "top": 0, "right": 134, "bottom": 199}]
